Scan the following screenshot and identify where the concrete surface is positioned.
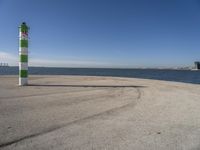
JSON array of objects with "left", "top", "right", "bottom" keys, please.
[{"left": 0, "top": 75, "right": 200, "bottom": 150}]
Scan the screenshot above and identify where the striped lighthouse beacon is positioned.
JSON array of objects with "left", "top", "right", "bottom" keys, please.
[{"left": 19, "top": 22, "right": 29, "bottom": 86}]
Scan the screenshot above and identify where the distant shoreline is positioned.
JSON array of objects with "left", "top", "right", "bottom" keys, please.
[{"left": 0, "top": 66, "right": 194, "bottom": 70}]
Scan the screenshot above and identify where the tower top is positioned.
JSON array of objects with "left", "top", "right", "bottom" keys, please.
[{"left": 20, "top": 22, "right": 29, "bottom": 33}]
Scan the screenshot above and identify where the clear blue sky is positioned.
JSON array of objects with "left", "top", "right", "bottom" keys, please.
[{"left": 0, "top": 0, "right": 200, "bottom": 68}]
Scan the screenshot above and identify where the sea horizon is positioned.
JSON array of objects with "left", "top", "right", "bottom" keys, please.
[
  {"left": 0, "top": 65, "right": 194, "bottom": 70},
  {"left": 1, "top": 66, "right": 200, "bottom": 84}
]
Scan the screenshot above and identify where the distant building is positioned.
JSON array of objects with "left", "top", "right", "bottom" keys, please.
[
  {"left": 194, "top": 61, "right": 200, "bottom": 70},
  {"left": 0, "top": 62, "right": 9, "bottom": 67}
]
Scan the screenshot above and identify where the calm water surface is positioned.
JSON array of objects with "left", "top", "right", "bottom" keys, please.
[{"left": 0, "top": 67, "right": 200, "bottom": 84}]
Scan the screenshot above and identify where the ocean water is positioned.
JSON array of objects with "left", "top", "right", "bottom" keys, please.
[{"left": 0, "top": 66, "right": 200, "bottom": 84}]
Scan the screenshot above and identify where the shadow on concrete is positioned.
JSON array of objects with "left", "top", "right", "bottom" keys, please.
[{"left": 28, "top": 84, "right": 146, "bottom": 88}]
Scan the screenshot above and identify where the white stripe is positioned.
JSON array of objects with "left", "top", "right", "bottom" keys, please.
[
  {"left": 19, "top": 32, "right": 28, "bottom": 40},
  {"left": 20, "top": 37, "right": 28, "bottom": 40},
  {"left": 19, "top": 48, "right": 28, "bottom": 55},
  {"left": 19, "top": 62, "right": 28, "bottom": 70},
  {"left": 19, "top": 78, "right": 28, "bottom": 86}
]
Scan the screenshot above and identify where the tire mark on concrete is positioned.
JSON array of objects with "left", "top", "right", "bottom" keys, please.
[
  {"left": 0, "top": 85, "right": 145, "bottom": 99},
  {"left": 136, "top": 88, "right": 142, "bottom": 99},
  {"left": 0, "top": 88, "right": 110, "bottom": 100},
  {"left": 0, "top": 87, "right": 143, "bottom": 149}
]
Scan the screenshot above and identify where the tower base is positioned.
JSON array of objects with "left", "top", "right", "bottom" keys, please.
[{"left": 19, "top": 78, "right": 28, "bottom": 86}]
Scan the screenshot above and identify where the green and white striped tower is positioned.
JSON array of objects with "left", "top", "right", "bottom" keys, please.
[{"left": 19, "top": 22, "right": 29, "bottom": 86}]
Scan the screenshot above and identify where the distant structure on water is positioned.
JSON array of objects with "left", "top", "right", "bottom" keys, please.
[
  {"left": 0, "top": 62, "right": 9, "bottom": 67},
  {"left": 194, "top": 61, "right": 200, "bottom": 70}
]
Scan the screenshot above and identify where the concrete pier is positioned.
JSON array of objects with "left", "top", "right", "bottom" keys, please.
[{"left": 0, "top": 75, "right": 200, "bottom": 150}]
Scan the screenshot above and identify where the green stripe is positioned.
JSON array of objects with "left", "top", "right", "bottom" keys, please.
[
  {"left": 21, "top": 24, "right": 28, "bottom": 33},
  {"left": 20, "top": 40, "right": 28, "bottom": 47},
  {"left": 20, "top": 70, "right": 28, "bottom": 78},
  {"left": 20, "top": 55, "right": 28, "bottom": 62}
]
